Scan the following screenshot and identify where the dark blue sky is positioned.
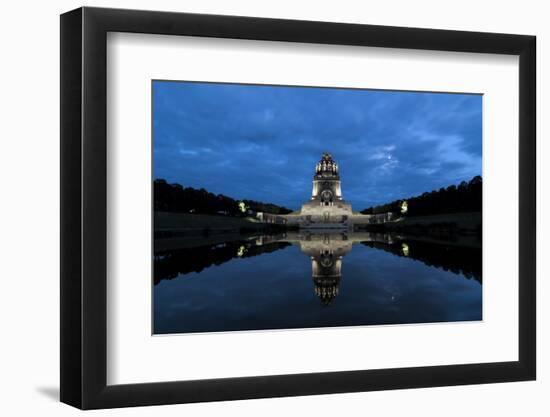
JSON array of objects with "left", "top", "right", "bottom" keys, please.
[{"left": 153, "top": 81, "right": 482, "bottom": 211}]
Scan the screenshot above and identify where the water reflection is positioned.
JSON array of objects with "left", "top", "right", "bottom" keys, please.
[
  {"left": 361, "top": 235, "right": 481, "bottom": 284},
  {"left": 299, "top": 233, "right": 351, "bottom": 305},
  {"left": 153, "top": 238, "right": 291, "bottom": 285},
  {"left": 154, "top": 231, "right": 482, "bottom": 333},
  {"left": 154, "top": 231, "right": 481, "bottom": 308}
]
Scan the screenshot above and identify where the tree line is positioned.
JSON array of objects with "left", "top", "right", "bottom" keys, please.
[
  {"left": 154, "top": 240, "right": 290, "bottom": 284},
  {"left": 154, "top": 178, "right": 293, "bottom": 216},
  {"left": 361, "top": 176, "right": 482, "bottom": 217},
  {"left": 362, "top": 238, "right": 481, "bottom": 283}
]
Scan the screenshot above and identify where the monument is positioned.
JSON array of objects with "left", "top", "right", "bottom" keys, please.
[
  {"left": 257, "top": 152, "right": 373, "bottom": 228},
  {"left": 299, "top": 152, "right": 353, "bottom": 227}
]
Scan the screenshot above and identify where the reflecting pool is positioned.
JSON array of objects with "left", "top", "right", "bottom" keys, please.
[{"left": 154, "top": 231, "right": 481, "bottom": 334}]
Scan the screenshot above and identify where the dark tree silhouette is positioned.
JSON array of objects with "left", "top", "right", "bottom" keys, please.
[
  {"left": 361, "top": 176, "right": 482, "bottom": 217},
  {"left": 154, "top": 179, "right": 292, "bottom": 216},
  {"left": 154, "top": 240, "right": 291, "bottom": 284},
  {"left": 362, "top": 238, "right": 481, "bottom": 283}
]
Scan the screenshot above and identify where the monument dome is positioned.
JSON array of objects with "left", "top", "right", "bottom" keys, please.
[
  {"left": 262, "top": 152, "right": 373, "bottom": 229},
  {"left": 299, "top": 152, "right": 353, "bottom": 227},
  {"left": 315, "top": 152, "right": 339, "bottom": 176}
]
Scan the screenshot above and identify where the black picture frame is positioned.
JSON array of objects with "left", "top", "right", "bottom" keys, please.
[{"left": 60, "top": 6, "right": 536, "bottom": 410}]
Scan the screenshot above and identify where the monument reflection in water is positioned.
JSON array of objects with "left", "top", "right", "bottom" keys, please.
[
  {"left": 305, "top": 233, "right": 349, "bottom": 305},
  {"left": 154, "top": 231, "right": 482, "bottom": 334},
  {"left": 266, "top": 232, "right": 362, "bottom": 306}
]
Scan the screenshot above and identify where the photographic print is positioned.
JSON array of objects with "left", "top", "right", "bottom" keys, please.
[{"left": 153, "top": 81, "right": 482, "bottom": 335}]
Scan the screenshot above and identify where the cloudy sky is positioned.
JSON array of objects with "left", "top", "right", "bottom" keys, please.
[{"left": 153, "top": 81, "right": 482, "bottom": 211}]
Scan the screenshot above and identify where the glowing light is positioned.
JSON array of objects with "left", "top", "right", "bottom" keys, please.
[
  {"left": 401, "top": 243, "right": 409, "bottom": 257},
  {"left": 400, "top": 200, "right": 408, "bottom": 214},
  {"left": 237, "top": 245, "right": 246, "bottom": 257},
  {"left": 238, "top": 201, "right": 247, "bottom": 213}
]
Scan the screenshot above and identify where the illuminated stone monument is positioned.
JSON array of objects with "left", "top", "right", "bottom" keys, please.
[
  {"left": 259, "top": 152, "right": 373, "bottom": 228},
  {"left": 299, "top": 152, "right": 353, "bottom": 228}
]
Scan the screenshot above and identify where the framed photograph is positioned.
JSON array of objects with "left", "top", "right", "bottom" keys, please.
[{"left": 60, "top": 7, "right": 536, "bottom": 409}]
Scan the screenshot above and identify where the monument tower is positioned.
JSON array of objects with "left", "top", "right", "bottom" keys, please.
[
  {"left": 299, "top": 152, "right": 353, "bottom": 226},
  {"left": 311, "top": 152, "right": 343, "bottom": 205}
]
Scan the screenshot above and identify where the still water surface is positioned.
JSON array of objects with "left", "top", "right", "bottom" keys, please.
[{"left": 154, "top": 232, "right": 481, "bottom": 334}]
